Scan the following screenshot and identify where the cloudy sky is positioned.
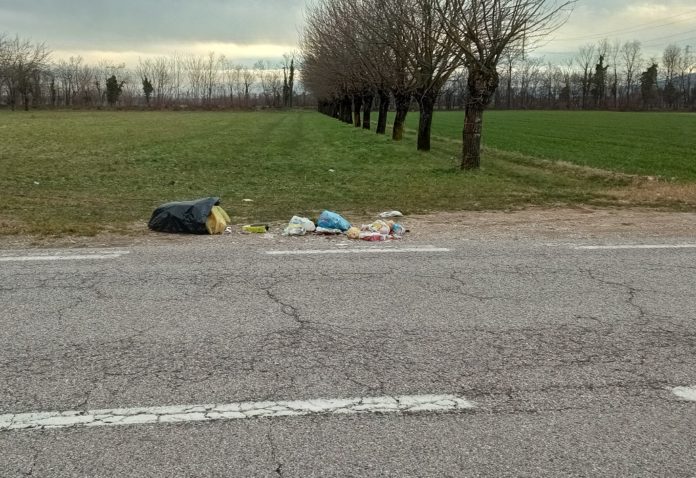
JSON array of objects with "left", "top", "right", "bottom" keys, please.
[{"left": 0, "top": 0, "right": 695, "bottom": 65}]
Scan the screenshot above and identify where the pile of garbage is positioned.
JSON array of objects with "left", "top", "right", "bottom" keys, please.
[
  {"left": 148, "top": 197, "right": 231, "bottom": 235},
  {"left": 282, "top": 210, "right": 407, "bottom": 241},
  {"left": 148, "top": 198, "right": 407, "bottom": 240}
]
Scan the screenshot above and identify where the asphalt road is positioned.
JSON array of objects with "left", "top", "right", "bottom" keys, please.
[{"left": 1, "top": 236, "right": 695, "bottom": 477}]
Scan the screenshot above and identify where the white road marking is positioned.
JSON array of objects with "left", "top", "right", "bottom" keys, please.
[
  {"left": 573, "top": 244, "right": 696, "bottom": 250},
  {"left": 0, "top": 250, "right": 130, "bottom": 262},
  {"left": 672, "top": 386, "right": 696, "bottom": 402},
  {"left": 267, "top": 247, "right": 450, "bottom": 256},
  {"left": 0, "top": 394, "right": 475, "bottom": 432}
]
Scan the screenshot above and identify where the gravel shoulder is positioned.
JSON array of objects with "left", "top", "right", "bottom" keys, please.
[{"left": 1, "top": 207, "right": 695, "bottom": 250}]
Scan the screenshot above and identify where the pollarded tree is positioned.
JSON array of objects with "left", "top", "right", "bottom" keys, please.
[
  {"left": 440, "top": 0, "right": 575, "bottom": 169},
  {"left": 358, "top": 0, "right": 462, "bottom": 149},
  {"left": 395, "top": 0, "right": 462, "bottom": 149},
  {"left": 301, "top": 0, "right": 378, "bottom": 125}
]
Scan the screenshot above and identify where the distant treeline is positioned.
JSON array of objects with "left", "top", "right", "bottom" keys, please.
[
  {"left": 1, "top": 32, "right": 694, "bottom": 112},
  {"left": 438, "top": 41, "right": 695, "bottom": 112},
  {"left": 0, "top": 33, "right": 307, "bottom": 110}
]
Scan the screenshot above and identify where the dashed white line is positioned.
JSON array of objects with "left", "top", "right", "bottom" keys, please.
[
  {"left": 0, "top": 250, "right": 130, "bottom": 262},
  {"left": 573, "top": 244, "right": 696, "bottom": 250},
  {"left": 267, "top": 247, "right": 450, "bottom": 256},
  {"left": 0, "top": 394, "right": 475, "bottom": 432},
  {"left": 671, "top": 386, "right": 696, "bottom": 402}
]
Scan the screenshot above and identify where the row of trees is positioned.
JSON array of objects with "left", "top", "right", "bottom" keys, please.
[
  {"left": 301, "top": 0, "right": 695, "bottom": 168},
  {"left": 301, "top": 0, "right": 575, "bottom": 168},
  {"left": 0, "top": 33, "right": 301, "bottom": 110}
]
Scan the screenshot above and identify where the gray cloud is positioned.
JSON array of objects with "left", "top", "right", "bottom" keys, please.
[
  {"left": 0, "top": 0, "right": 305, "bottom": 49},
  {"left": 1, "top": 0, "right": 694, "bottom": 60}
]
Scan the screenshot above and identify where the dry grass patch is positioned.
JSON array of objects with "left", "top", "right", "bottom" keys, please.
[{"left": 607, "top": 179, "right": 696, "bottom": 208}]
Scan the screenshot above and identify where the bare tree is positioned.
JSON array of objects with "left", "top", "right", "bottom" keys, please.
[
  {"left": 202, "top": 52, "right": 221, "bottom": 105},
  {"left": 384, "top": 0, "right": 462, "bottom": 150},
  {"left": 255, "top": 60, "right": 272, "bottom": 107},
  {"left": 575, "top": 44, "right": 595, "bottom": 110},
  {"left": 500, "top": 48, "right": 523, "bottom": 108},
  {"left": 223, "top": 62, "right": 243, "bottom": 107},
  {"left": 607, "top": 39, "right": 620, "bottom": 109},
  {"left": 282, "top": 52, "right": 296, "bottom": 108},
  {"left": 186, "top": 55, "right": 206, "bottom": 104},
  {"left": 442, "top": 0, "right": 575, "bottom": 169},
  {"left": 74, "top": 61, "right": 94, "bottom": 106},
  {"left": 663, "top": 44, "right": 681, "bottom": 108},
  {"left": 242, "top": 66, "right": 255, "bottom": 108},
  {"left": 621, "top": 41, "right": 641, "bottom": 108},
  {"left": 0, "top": 35, "right": 51, "bottom": 110},
  {"left": 300, "top": 0, "right": 372, "bottom": 124},
  {"left": 678, "top": 45, "right": 694, "bottom": 106},
  {"left": 518, "top": 56, "right": 543, "bottom": 108}
]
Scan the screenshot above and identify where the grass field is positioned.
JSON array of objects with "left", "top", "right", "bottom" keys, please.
[
  {"left": 1, "top": 109, "right": 694, "bottom": 236},
  {"left": 401, "top": 110, "right": 696, "bottom": 181}
]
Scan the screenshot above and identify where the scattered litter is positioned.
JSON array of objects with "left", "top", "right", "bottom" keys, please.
[
  {"left": 207, "top": 205, "right": 231, "bottom": 234},
  {"left": 283, "top": 216, "right": 316, "bottom": 236},
  {"left": 224, "top": 226, "right": 234, "bottom": 234},
  {"left": 363, "top": 220, "right": 391, "bottom": 235},
  {"left": 315, "top": 227, "right": 342, "bottom": 235},
  {"left": 347, "top": 227, "right": 361, "bottom": 240},
  {"left": 242, "top": 224, "right": 269, "bottom": 234},
  {"left": 148, "top": 197, "right": 231, "bottom": 235},
  {"left": 359, "top": 232, "right": 388, "bottom": 241},
  {"left": 317, "top": 210, "right": 351, "bottom": 232},
  {"left": 378, "top": 210, "right": 403, "bottom": 218},
  {"left": 328, "top": 169, "right": 336, "bottom": 173},
  {"left": 33, "top": 181, "right": 40, "bottom": 185},
  {"left": 391, "top": 223, "right": 406, "bottom": 237},
  {"left": 242, "top": 199, "right": 254, "bottom": 203},
  {"left": 343, "top": 219, "right": 407, "bottom": 241},
  {"left": 283, "top": 225, "right": 305, "bottom": 236}
]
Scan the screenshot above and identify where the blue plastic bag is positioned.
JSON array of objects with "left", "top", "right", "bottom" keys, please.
[{"left": 316, "top": 210, "right": 351, "bottom": 232}]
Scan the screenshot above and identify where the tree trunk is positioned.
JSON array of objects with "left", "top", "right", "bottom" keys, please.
[
  {"left": 462, "top": 104, "right": 484, "bottom": 169},
  {"left": 507, "top": 63, "right": 512, "bottom": 109},
  {"left": 340, "top": 95, "right": 352, "bottom": 123},
  {"left": 416, "top": 91, "right": 436, "bottom": 151},
  {"left": 461, "top": 65, "right": 498, "bottom": 170},
  {"left": 376, "top": 90, "right": 390, "bottom": 135},
  {"left": 392, "top": 91, "right": 410, "bottom": 141},
  {"left": 353, "top": 94, "right": 363, "bottom": 127},
  {"left": 362, "top": 93, "right": 373, "bottom": 130}
]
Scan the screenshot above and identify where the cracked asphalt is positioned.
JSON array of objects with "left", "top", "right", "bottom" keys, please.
[{"left": 1, "top": 236, "right": 695, "bottom": 477}]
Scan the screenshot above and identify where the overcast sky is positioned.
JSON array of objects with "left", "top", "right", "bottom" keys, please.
[{"left": 1, "top": 1, "right": 695, "bottom": 65}]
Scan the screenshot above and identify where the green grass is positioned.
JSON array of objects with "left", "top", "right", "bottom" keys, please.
[
  {"left": 0, "top": 109, "right": 693, "bottom": 236},
  {"left": 401, "top": 110, "right": 696, "bottom": 181}
]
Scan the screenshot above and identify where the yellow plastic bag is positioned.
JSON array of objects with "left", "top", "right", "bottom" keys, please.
[{"left": 206, "top": 205, "right": 230, "bottom": 234}]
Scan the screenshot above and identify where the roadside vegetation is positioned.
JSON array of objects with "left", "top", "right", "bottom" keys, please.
[{"left": 1, "top": 110, "right": 695, "bottom": 237}]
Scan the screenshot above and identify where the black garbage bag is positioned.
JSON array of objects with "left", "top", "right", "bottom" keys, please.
[{"left": 148, "top": 197, "right": 220, "bottom": 234}]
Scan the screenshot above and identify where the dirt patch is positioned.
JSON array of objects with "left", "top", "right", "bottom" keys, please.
[
  {"left": 404, "top": 207, "right": 696, "bottom": 242},
  {"left": 1, "top": 207, "right": 695, "bottom": 249}
]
